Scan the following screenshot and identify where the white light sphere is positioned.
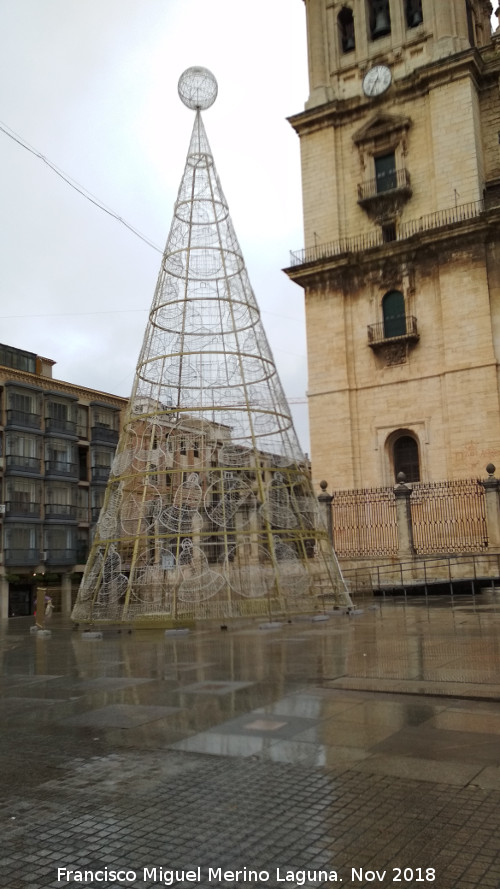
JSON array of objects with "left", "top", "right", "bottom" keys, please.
[{"left": 178, "top": 67, "right": 218, "bottom": 110}]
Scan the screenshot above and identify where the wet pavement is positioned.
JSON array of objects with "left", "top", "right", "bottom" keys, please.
[{"left": 1, "top": 594, "right": 500, "bottom": 889}]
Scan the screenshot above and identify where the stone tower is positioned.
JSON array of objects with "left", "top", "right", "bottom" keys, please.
[{"left": 286, "top": 0, "right": 500, "bottom": 489}]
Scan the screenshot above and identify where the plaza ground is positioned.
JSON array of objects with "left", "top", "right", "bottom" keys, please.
[{"left": 1, "top": 592, "right": 500, "bottom": 889}]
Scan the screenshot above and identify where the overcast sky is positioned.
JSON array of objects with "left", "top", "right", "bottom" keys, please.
[{"left": 0, "top": 1, "right": 311, "bottom": 448}]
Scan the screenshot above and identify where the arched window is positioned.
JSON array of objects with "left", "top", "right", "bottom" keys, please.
[
  {"left": 382, "top": 290, "right": 406, "bottom": 338},
  {"left": 405, "top": 0, "right": 423, "bottom": 28},
  {"left": 338, "top": 7, "right": 356, "bottom": 53},
  {"left": 393, "top": 435, "right": 420, "bottom": 482},
  {"left": 368, "top": 0, "right": 391, "bottom": 39}
]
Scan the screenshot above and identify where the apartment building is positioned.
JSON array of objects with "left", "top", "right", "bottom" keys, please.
[{"left": 0, "top": 342, "right": 126, "bottom": 617}]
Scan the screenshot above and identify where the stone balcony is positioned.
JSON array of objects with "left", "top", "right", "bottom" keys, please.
[{"left": 287, "top": 198, "right": 486, "bottom": 270}]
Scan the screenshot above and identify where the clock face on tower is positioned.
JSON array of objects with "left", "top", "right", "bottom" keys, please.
[{"left": 362, "top": 64, "right": 392, "bottom": 97}]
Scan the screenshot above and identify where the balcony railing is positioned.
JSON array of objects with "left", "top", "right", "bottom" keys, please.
[
  {"left": 368, "top": 315, "right": 419, "bottom": 346},
  {"left": 44, "top": 460, "right": 78, "bottom": 478},
  {"left": 92, "top": 464, "right": 112, "bottom": 483},
  {"left": 45, "top": 548, "right": 77, "bottom": 566},
  {"left": 91, "top": 425, "right": 119, "bottom": 444},
  {"left": 4, "top": 548, "right": 40, "bottom": 566},
  {"left": 45, "top": 417, "right": 77, "bottom": 435},
  {"left": 289, "top": 199, "right": 485, "bottom": 267},
  {"left": 44, "top": 503, "right": 78, "bottom": 520},
  {"left": 5, "top": 500, "right": 41, "bottom": 518},
  {"left": 5, "top": 455, "right": 42, "bottom": 474},
  {"left": 6, "top": 410, "right": 41, "bottom": 430},
  {"left": 358, "top": 168, "right": 411, "bottom": 202}
]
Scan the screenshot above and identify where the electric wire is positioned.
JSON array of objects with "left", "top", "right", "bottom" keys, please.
[
  {"left": 0, "top": 120, "right": 163, "bottom": 254},
  {"left": 0, "top": 120, "right": 305, "bottom": 347}
]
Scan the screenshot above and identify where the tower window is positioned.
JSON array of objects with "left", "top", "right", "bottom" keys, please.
[
  {"left": 382, "top": 290, "right": 406, "bottom": 338},
  {"left": 368, "top": 0, "right": 391, "bottom": 40},
  {"left": 382, "top": 222, "right": 397, "bottom": 243},
  {"left": 375, "top": 152, "right": 397, "bottom": 193},
  {"left": 338, "top": 7, "right": 356, "bottom": 53},
  {"left": 465, "top": 0, "right": 476, "bottom": 46},
  {"left": 405, "top": 0, "right": 423, "bottom": 28},
  {"left": 393, "top": 435, "right": 420, "bottom": 482}
]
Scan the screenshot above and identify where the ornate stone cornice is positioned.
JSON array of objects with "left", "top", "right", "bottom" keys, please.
[
  {"left": 288, "top": 48, "right": 492, "bottom": 137},
  {"left": 0, "top": 366, "right": 127, "bottom": 408}
]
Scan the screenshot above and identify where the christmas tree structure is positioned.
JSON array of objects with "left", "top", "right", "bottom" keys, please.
[{"left": 72, "top": 67, "right": 352, "bottom": 625}]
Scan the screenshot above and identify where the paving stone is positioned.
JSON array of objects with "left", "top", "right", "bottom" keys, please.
[{"left": 1, "top": 602, "right": 500, "bottom": 889}]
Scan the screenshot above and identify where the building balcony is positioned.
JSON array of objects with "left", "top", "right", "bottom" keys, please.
[
  {"left": 45, "top": 417, "right": 77, "bottom": 436},
  {"left": 5, "top": 410, "right": 41, "bottom": 430},
  {"left": 4, "top": 548, "right": 40, "bottom": 567},
  {"left": 288, "top": 199, "right": 486, "bottom": 270},
  {"left": 91, "top": 464, "right": 112, "bottom": 483},
  {"left": 44, "top": 503, "right": 78, "bottom": 521},
  {"left": 368, "top": 316, "right": 419, "bottom": 366},
  {"left": 368, "top": 315, "right": 419, "bottom": 347},
  {"left": 44, "top": 549, "right": 77, "bottom": 566},
  {"left": 5, "top": 500, "right": 42, "bottom": 519},
  {"left": 44, "top": 460, "right": 78, "bottom": 480},
  {"left": 357, "top": 169, "right": 412, "bottom": 221},
  {"left": 358, "top": 168, "right": 412, "bottom": 203},
  {"left": 91, "top": 425, "right": 119, "bottom": 445},
  {"left": 5, "top": 455, "right": 42, "bottom": 475}
]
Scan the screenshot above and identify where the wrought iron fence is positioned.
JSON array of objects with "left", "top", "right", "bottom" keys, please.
[
  {"left": 328, "top": 478, "right": 488, "bottom": 558},
  {"left": 410, "top": 479, "right": 487, "bottom": 554},
  {"left": 331, "top": 487, "right": 398, "bottom": 557}
]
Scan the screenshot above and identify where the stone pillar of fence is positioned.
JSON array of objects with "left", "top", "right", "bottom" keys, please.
[
  {"left": 61, "top": 573, "right": 73, "bottom": 617},
  {"left": 318, "top": 480, "right": 334, "bottom": 544},
  {"left": 394, "top": 473, "right": 415, "bottom": 557},
  {"left": 0, "top": 576, "right": 8, "bottom": 620},
  {"left": 481, "top": 463, "right": 500, "bottom": 548}
]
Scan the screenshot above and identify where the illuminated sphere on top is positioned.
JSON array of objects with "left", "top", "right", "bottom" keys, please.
[{"left": 178, "top": 67, "right": 218, "bottom": 110}]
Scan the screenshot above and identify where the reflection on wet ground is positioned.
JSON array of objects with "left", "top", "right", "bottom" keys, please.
[
  {"left": 1, "top": 595, "right": 500, "bottom": 782},
  {"left": 2, "top": 595, "right": 500, "bottom": 889}
]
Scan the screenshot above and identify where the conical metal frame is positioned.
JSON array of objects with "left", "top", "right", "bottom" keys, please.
[{"left": 72, "top": 72, "right": 352, "bottom": 625}]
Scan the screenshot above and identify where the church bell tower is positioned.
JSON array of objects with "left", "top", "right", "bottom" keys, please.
[{"left": 286, "top": 0, "right": 500, "bottom": 489}]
